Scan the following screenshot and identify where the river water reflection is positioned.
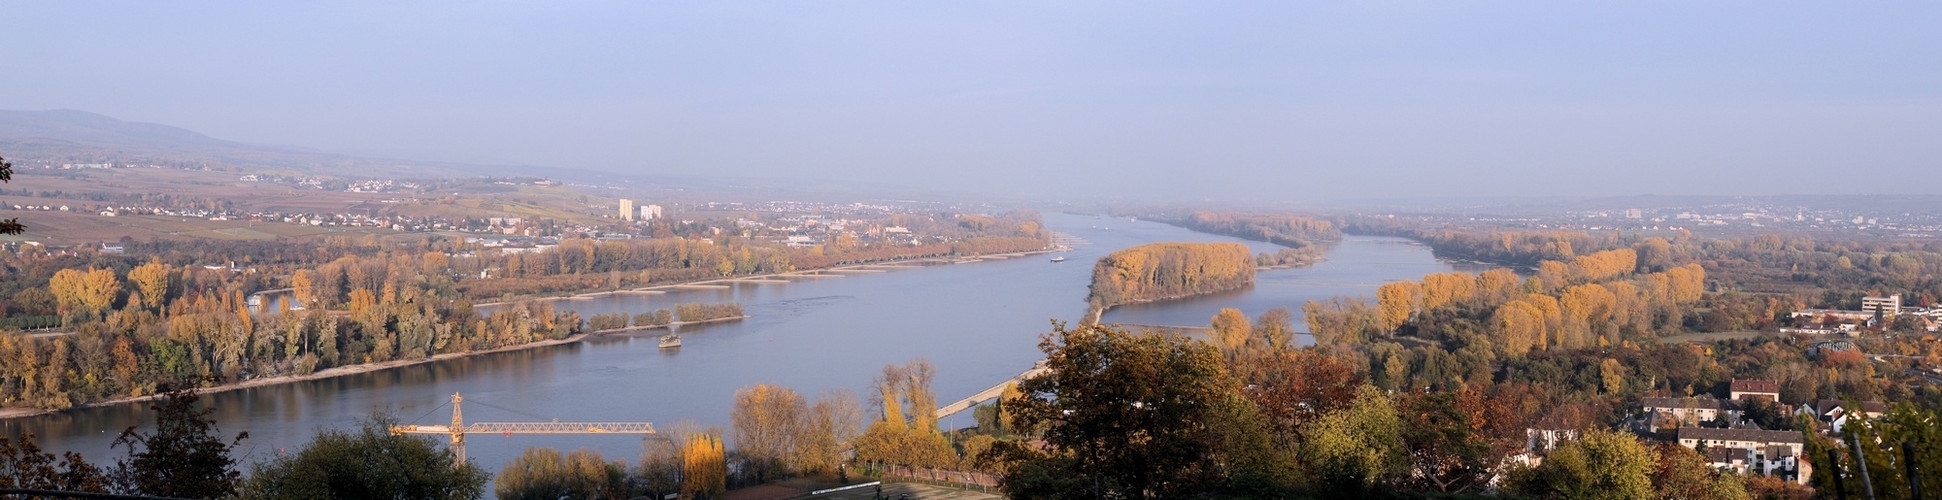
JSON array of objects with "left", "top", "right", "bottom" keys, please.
[{"left": 3, "top": 212, "right": 1472, "bottom": 474}]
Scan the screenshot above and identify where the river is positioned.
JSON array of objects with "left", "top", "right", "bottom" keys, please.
[{"left": 2, "top": 212, "right": 1476, "bottom": 476}]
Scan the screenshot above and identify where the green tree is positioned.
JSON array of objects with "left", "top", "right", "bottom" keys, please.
[
  {"left": 1503, "top": 429, "right": 1657, "bottom": 500},
  {"left": 1004, "top": 322, "right": 1236, "bottom": 498},
  {"left": 1302, "top": 385, "right": 1406, "bottom": 493},
  {"left": 110, "top": 384, "right": 246, "bottom": 499},
  {"left": 237, "top": 414, "right": 490, "bottom": 500},
  {"left": 0, "top": 155, "right": 23, "bottom": 234},
  {"left": 1, "top": 432, "right": 109, "bottom": 494}
]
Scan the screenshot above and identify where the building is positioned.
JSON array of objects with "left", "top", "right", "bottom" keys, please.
[
  {"left": 1729, "top": 379, "right": 1781, "bottom": 402},
  {"left": 1505, "top": 428, "right": 1578, "bottom": 468},
  {"left": 1862, "top": 294, "right": 1901, "bottom": 317},
  {"left": 619, "top": 199, "right": 635, "bottom": 221},
  {"left": 1676, "top": 427, "right": 1809, "bottom": 484},
  {"left": 1800, "top": 399, "right": 1888, "bottom": 432},
  {"left": 641, "top": 204, "right": 662, "bottom": 221},
  {"left": 1641, "top": 396, "right": 1741, "bottom": 425}
]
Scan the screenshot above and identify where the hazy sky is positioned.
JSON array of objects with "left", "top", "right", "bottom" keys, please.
[{"left": 4, "top": 2, "right": 1939, "bottom": 201}]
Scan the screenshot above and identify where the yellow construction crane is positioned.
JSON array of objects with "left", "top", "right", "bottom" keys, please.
[{"left": 389, "top": 393, "right": 657, "bottom": 463}]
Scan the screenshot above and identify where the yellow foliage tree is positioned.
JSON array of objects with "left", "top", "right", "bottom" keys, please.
[
  {"left": 290, "top": 270, "right": 315, "bottom": 307},
  {"left": 127, "top": 260, "right": 171, "bottom": 311},
  {"left": 1491, "top": 300, "right": 1545, "bottom": 357},
  {"left": 680, "top": 433, "right": 726, "bottom": 499},
  {"left": 48, "top": 267, "right": 119, "bottom": 317},
  {"left": 1473, "top": 268, "right": 1521, "bottom": 307},
  {"left": 1421, "top": 272, "right": 1476, "bottom": 310},
  {"left": 1375, "top": 281, "right": 1422, "bottom": 333},
  {"left": 1665, "top": 263, "right": 1706, "bottom": 303},
  {"left": 348, "top": 288, "right": 377, "bottom": 315},
  {"left": 1211, "top": 308, "right": 1252, "bottom": 351}
]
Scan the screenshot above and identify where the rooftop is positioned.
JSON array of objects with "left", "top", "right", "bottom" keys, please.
[{"left": 1677, "top": 427, "right": 1805, "bottom": 445}]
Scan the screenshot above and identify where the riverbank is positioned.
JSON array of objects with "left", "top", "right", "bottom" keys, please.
[
  {"left": 590, "top": 315, "right": 749, "bottom": 335},
  {"left": 476, "top": 248, "right": 1058, "bottom": 308},
  {"left": 0, "top": 315, "right": 753, "bottom": 421}
]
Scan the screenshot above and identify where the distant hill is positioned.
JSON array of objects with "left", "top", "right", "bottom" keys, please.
[
  {"left": 0, "top": 109, "right": 952, "bottom": 200},
  {"left": 0, "top": 109, "right": 251, "bottom": 151},
  {"left": 0, "top": 109, "right": 606, "bottom": 181}
]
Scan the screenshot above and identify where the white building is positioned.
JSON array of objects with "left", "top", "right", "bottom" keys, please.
[
  {"left": 1642, "top": 396, "right": 1741, "bottom": 425},
  {"left": 1676, "top": 427, "right": 1810, "bottom": 484},
  {"left": 1862, "top": 294, "right": 1901, "bottom": 317},
  {"left": 641, "top": 204, "right": 662, "bottom": 221}
]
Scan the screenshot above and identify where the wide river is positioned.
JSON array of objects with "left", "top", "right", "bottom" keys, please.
[{"left": 4, "top": 212, "right": 1478, "bottom": 475}]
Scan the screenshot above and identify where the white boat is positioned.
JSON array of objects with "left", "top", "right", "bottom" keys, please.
[
  {"left": 1050, "top": 256, "right": 1066, "bottom": 262},
  {"left": 659, "top": 333, "right": 681, "bottom": 349}
]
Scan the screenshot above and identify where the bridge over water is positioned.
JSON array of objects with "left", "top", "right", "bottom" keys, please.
[{"left": 934, "top": 361, "right": 1051, "bottom": 419}]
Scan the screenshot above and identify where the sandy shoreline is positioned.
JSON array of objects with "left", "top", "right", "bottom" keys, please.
[{"left": 0, "top": 316, "right": 750, "bottom": 421}]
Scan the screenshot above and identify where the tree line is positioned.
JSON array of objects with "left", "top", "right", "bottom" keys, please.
[
  {"left": 1172, "top": 211, "right": 1341, "bottom": 250},
  {"left": 1087, "top": 242, "right": 1255, "bottom": 311},
  {"left": 586, "top": 302, "right": 744, "bottom": 331}
]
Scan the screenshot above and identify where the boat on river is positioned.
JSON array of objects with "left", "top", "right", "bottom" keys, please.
[
  {"left": 1050, "top": 256, "right": 1066, "bottom": 262},
  {"left": 659, "top": 333, "right": 681, "bottom": 349}
]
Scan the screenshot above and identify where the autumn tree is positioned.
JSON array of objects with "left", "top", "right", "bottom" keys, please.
[
  {"left": 1399, "top": 389, "right": 1526, "bottom": 494},
  {"left": 1490, "top": 299, "right": 1546, "bottom": 357},
  {"left": 290, "top": 270, "right": 315, "bottom": 308},
  {"left": 1251, "top": 306, "right": 1296, "bottom": 350},
  {"left": 1303, "top": 297, "right": 1381, "bottom": 346},
  {"left": 731, "top": 384, "right": 806, "bottom": 482},
  {"left": 1003, "top": 322, "right": 1244, "bottom": 498},
  {"left": 1420, "top": 272, "right": 1475, "bottom": 311},
  {"left": 48, "top": 267, "right": 120, "bottom": 320},
  {"left": 794, "top": 390, "right": 863, "bottom": 476},
  {"left": 853, "top": 359, "right": 953, "bottom": 468},
  {"left": 127, "top": 260, "right": 172, "bottom": 311},
  {"left": 1236, "top": 348, "right": 1362, "bottom": 437},
  {"left": 1088, "top": 242, "right": 1255, "bottom": 309},
  {"left": 1211, "top": 308, "right": 1251, "bottom": 352},
  {"left": 494, "top": 447, "right": 626, "bottom": 500},
  {"left": 1375, "top": 281, "right": 1422, "bottom": 333},
  {"left": 1651, "top": 443, "right": 1748, "bottom": 500},
  {"left": 680, "top": 433, "right": 726, "bottom": 500}
]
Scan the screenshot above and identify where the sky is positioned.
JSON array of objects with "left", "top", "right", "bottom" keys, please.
[{"left": 3, "top": 2, "right": 1940, "bottom": 202}]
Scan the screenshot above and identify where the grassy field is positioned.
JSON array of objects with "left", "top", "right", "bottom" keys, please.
[
  {"left": 0, "top": 212, "right": 427, "bottom": 245},
  {"left": 0, "top": 168, "right": 625, "bottom": 244}
]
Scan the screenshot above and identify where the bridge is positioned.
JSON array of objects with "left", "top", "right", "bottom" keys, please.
[
  {"left": 391, "top": 393, "right": 657, "bottom": 463},
  {"left": 934, "top": 361, "right": 1051, "bottom": 419}
]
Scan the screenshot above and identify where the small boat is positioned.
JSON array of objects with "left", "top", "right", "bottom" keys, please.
[
  {"left": 659, "top": 333, "right": 681, "bottom": 349},
  {"left": 1050, "top": 256, "right": 1066, "bottom": 263}
]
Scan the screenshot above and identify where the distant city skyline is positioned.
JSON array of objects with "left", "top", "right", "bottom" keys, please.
[{"left": 3, "top": 2, "right": 1938, "bottom": 201}]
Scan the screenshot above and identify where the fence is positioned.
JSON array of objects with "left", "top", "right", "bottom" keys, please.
[{"left": 858, "top": 463, "right": 1001, "bottom": 492}]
